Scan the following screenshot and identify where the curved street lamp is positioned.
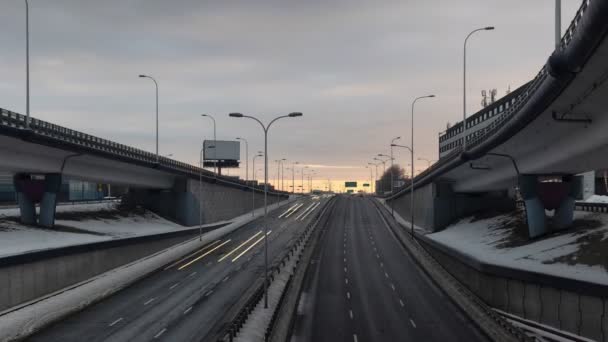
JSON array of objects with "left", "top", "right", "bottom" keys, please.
[
  {"left": 463, "top": 26, "right": 494, "bottom": 151},
  {"left": 138, "top": 74, "right": 159, "bottom": 162},
  {"left": 410, "top": 95, "right": 436, "bottom": 238},
  {"left": 229, "top": 111, "right": 302, "bottom": 308}
]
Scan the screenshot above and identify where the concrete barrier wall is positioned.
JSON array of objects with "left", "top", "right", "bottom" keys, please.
[
  {"left": 418, "top": 237, "right": 608, "bottom": 342},
  {"left": 0, "top": 229, "right": 205, "bottom": 313}
]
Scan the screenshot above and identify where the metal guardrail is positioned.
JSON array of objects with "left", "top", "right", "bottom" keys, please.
[
  {"left": 0, "top": 108, "right": 289, "bottom": 196},
  {"left": 575, "top": 201, "right": 608, "bottom": 212}
]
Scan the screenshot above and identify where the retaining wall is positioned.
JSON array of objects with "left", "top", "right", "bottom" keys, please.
[{"left": 418, "top": 236, "right": 608, "bottom": 341}]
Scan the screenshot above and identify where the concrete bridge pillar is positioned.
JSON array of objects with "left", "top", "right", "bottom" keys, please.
[
  {"left": 13, "top": 173, "right": 62, "bottom": 227},
  {"left": 519, "top": 174, "right": 581, "bottom": 238}
]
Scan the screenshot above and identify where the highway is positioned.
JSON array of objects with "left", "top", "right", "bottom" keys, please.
[
  {"left": 28, "top": 196, "right": 328, "bottom": 342},
  {"left": 291, "top": 195, "right": 487, "bottom": 342}
]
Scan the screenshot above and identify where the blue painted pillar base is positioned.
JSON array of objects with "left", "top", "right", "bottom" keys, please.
[
  {"left": 16, "top": 192, "right": 36, "bottom": 225},
  {"left": 39, "top": 173, "right": 62, "bottom": 227},
  {"left": 519, "top": 175, "right": 547, "bottom": 238}
]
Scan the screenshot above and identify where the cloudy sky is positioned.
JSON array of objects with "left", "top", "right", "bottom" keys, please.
[{"left": 0, "top": 1, "right": 581, "bottom": 190}]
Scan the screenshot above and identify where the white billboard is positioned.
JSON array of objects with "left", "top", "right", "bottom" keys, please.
[{"left": 203, "top": 140, "right": 240, "bottom": 163}]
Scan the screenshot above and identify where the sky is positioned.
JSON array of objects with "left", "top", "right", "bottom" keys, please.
[{"left": 0, "top": 1, "right": 582, "bottom": 192}]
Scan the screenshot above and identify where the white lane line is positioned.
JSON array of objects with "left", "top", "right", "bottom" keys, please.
[
  {"left": 344, "top": 267, "right": 347, "bottom": 273},
  {"left": 299, "top": 202, "right": 320, "bottom": 221},
  {"left": 232, "top": 231, "right": 272, "bottom": 262},
  {"left": 343, "top": 258, "right": 346, "bottom": 263},
  {"left": 205, "top": 290, "right": 214, "bottom": 297},
  {"left": 189, "top": 271, "right": 197, "bottom": 277},
  {"left": 164, "top": 240, "right": 221, "bottom": 270},
  {"left": 295, "top": 203, "right": 315, "bottom": 220},
  {"left": 410, "top": 319, "right": 417, "bottom": 328},
  {"left": 345, "top": 278, "right": 348, "bottom": 285},
  {"left": 278, "top": 203, "right": 299, "bottom": 218},
  {"left": 222, "top": 276, "right": 229, "bottom": 283},
  {"left": 285, "top": 203, "right": 304, "bottom": 218},
  {"left": 376, "top": 253, "right": 380, "bottom": 259},
  {"left": 154, "top": 328, "right": 167, "bottom": 339},
  {"left": 390, "top": 283, "right": 395, "bottom": 291},
  {"left": 347, "top": 292, "right": 351, "bottom": 299},
  {"left": 170, "top": 283, "right": 179, "bottom": 290},
  {"left": 349, "top": 310, "right": 354, "bottom": 319},
  {"left": 384, "top": 272, "right": 389, "bottom": 278},
  {"left": 353, "top": 334, "right": 358, "bottom": 342},
  {"left": 108, "top": 317, "right": 123, "bottom": 327},
  {"left": 178, "top": 240, "right": 232, "bottom": 270},
  {"left": 144, "top": 297, "right": 156, "bottom": 306},
  {"left": 399, "top": 299, "right": 405, "bottom": 307},
  {"left": 218, "top": 231, "right": 263, "bottom": 263},
  {"left": 380, "top": 262, "right": 384, "bottom": 268},
  {"left": 184, "top": 306, "right": 192, "bottom": 315}
]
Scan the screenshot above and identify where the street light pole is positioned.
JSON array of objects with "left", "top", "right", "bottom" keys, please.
[
  {"left": 138, "top": 74, "right": 159, "bottom": 162},
  {"left": 280, "top": 158, "right": 286, "bottom": 191},
  {"left": 365, "top": 166, "right": 373, "bottom": 194},
  {"left": 389, "top": 137, "right": 401, "bottom": 197},
  {"left": 374, "top": 157, "right": 389, "bottom": 195},
  {"left": 25, "top": 0, "right": 30, "bottom": 129},
  {"left": 411, "top": 95, "right": 436, "bottom": 238},
  {"left": 555, "top": 0, "right": 561, "bottom": 49},
  {"left": 237, "top": 137, "right": 248, "bottom": 183},
  {"left": 292, "top": 161, "right": 298, "bottom": 194},
  {"left": 229, "top": 112, "right": 303, "bottom": 309},
  {"left": 302, "top": 165, "right": 309, "bottom": 194},
  {"left": 463, "top": 26, "right": 494, "bottom": 151},
  {"left": 252, "top": 152, "right": 263, "bottom": 217},
  {"left": 201, "top": 114, "right": 217, "bottom": 176}
]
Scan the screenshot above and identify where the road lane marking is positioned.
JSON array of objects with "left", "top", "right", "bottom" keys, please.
[
  {"left": 205, "top": 290, "right": 214, "bottom": 297},
  {"left": 178, "top": 240, "right": 232, "bottom": 270},
  {"left": 410, "top": 319, "right": 417, "bottom": 328},
  {"left": 285, "top": 203, "right": 305, "bottom": 218},
  {"left": 349, "top": 310, "right": 354, "bottom": 319},
  {"left": 376, "top": 253, "right": 380, "bottom": 259},
  {"left": 108, "top": 317, "right": 123, "bottom": 327},
  {"left": 384, "top": 272, "right": 388, "bottom": 278},
  {"left": 299, "top": 202, "right": 320, "bottom": 220},
  {"left": 154, "top": 328, "right": 167, "bottom": 339},
  {"left": 164, "top": 240, "right": 221, "bottom": 270},
  {"left": 189, "top": 271, "right": 197, "bottom": 277},
  {"left": 344, "top": 267, "right": 347, "bottom": 272},
  {"left": 232, "top": 231, "right": 272, "bottom": 262},
  {"left": 345, "top": 278, "right": 348, "bottom": 284},
  {"left": 400, "top": 299, "right": 405, "bottom": 307},
  {"left": 390, "top": 283, "right": 395, "bottom": 291},
  {"left": 278, "top": 203, "right": 299, "bottom": 218},
  {"left": 347, "top": 292, "right": 351, "bottom": 299},
  {"left": 353, "top": 334, "right": 358, "bottom": 342},
  {"left": 380, "top": 262, "right": 384, "bottom": 268},
  {"left": 218, "top": 231, "right": 263, "bottom": 262},
  {"left": 144, "top": 297, "right": 156, "bottom": 305},
  {"left": 184, "top": 306, "right": 192, "bottom": 315},
  {"left": 222, "top": 276, "right": 229, "bottom": 283},
  {"left": 343, "top": 258, "right": 346, "bottom": 263},
  {"left": 295, "top": 203, "right": 315, "bottom": 220},
  {"left": 170, "top": 283, "right": 179, "bottom": 290}
]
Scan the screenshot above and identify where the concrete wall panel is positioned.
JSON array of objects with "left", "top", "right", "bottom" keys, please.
[{"left": 579, "top": 294, "right": 604, "bottom": 342}]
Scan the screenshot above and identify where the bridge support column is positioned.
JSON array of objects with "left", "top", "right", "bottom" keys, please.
[
  {"left": 519, "top": 174, "right": 581, "bottom": 238},
  {"left": 13, "top": 173, "right": 62, "bottom": 227},
  {"left": 39, "top": 173, "right": 62, "bottom": 227}
]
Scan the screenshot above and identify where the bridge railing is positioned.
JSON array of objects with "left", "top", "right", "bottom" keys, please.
[{"left": 0, "top": 108, "right": 290, "bottom": 195}]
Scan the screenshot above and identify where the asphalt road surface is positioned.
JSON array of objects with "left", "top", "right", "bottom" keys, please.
[
  {"left": 28, "top": 195, "right": 328, "bottom": 342},
  {"left": 291, "top": 195, "right": 488, "bottom": 342}
]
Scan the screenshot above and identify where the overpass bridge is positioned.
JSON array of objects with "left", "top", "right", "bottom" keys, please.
[
  {"left": 0, "top": 109, "right": 288, "bottom": 227},
  {"left": 387, "top": 0, "right": 608, "bottom": 237}
]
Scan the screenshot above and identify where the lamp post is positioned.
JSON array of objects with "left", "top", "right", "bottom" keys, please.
[
  {"left": 389, "top": 137, "right": 401, "bottom": 196},
  {"left": 374, "top": 156, "right": 390, "bottom": 195},
  {"left": 365, "top": 165, "right": 373, "bottom": 194},
  {"left": 301, "top": 165, "right": 309, "bottom": 194},
  {"left": 463, "top": 26, "right": 494, "bottom": 151},
  {"left": 201, "top": 114, "right": 217, "bottom": 176},
  {"left": 411, "top": 95, "right": 436, "bottom": 238},
  {"left": 236, "top": 137, "right": 248, "bottom": 183},
  {"left": 555, "top": 0, "right": 561, "bottom": 49},
  {"left": 391, "top": 143, "right": 412, "bottom": 216},
  {"left": 25, "top": 0, "right": 30, "bottom": 129},
  {"left": 138, "top": 74, "right": 159, "bottom": 162},
  {"left": 199, "top": 142, "right": 215, "bottom": 241},
  {"left": 229, "top": 112, "right": 303, "bottom": 309},
  {"left": 368, "top": 162, "right": 380, "bottom": 194},
  {"left": 417, "top": 157, "right": 435, "bottom": 169},
  {"left": 291, "top": 161, "right": 298, "bottom": 194},
  {"left": 252, "top": 152, "right": 263, "bottom": 216}
]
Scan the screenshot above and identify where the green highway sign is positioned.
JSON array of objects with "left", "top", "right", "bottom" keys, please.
[
  {"left": 345, "top": 181, "right": 357, "bottom": 188},
  {"left": 362, "top": 183, "right": 370, "bottom": 187}
]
